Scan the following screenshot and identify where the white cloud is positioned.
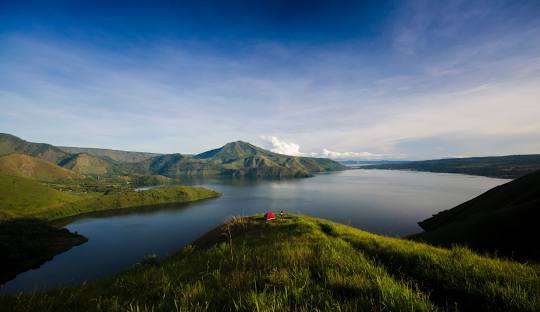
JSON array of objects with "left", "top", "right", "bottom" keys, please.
[
  {"left": 262, "top": 136, "right": 382, "bottom": 160},
  {"left": 262, "top": 136, "right": 306, "bottom": 156},
  {"left": 321, "top": 149, "right": 383, "bottom": 160}
]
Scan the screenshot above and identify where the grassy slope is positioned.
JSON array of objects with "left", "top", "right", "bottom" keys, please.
[
  {"left": 58, "top": 153, "right": 113, "bottom": 175},
  {"left": 414, "top": 170, "right": 540, "bottom": 260},
  {"left": 2, "top": 215, "right": 538, "bottom": 312},
  {"left": 0, "top": 173, "right": 220, "bottom": 221},
  {"left": 364, "top": 154, "right": 540, "bottom": 179},
  {"left": 0, "top": 174, "right": 83, "bottom": 220},
  {"left": 35, "top": 185, "right": 221, "bottom": 220},
  {"left": 0, "top": 219, "right": 87, "bottom": 284},
  {"left": 0, "top": 154, "right": 80, "bottom": 181}
]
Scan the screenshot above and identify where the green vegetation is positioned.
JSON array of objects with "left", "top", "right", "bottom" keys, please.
[
  {"left": 34, "top": 185, "right": 221, "bottom": 220},
  {"left": 0, "top": 174, "right": 84, "bottom": 220},
  {"left": 0, "top": 219, "right": 87, "bottom": 284},
  {"left": 129, "top": 174, "right": 171, "bottom": 186},
  {"left": 414, "top": 170, "right": 540, "bottom": 260},
  {"left": 0, "top": 173, "right": 219, "bottom": 221},
  {"left": 365, "top": 154, "right": 540, "bottom": 178},
  {"left": 0, "top": 154, "right": 80, "bottom": 181},
  {"left": 126, "top": 141, "right": 346, "bottom": 178},
  {"left": 1, "top": 215, "right": 538, "bottom": 311},
  {"left": 58, "top": 146, "right": 160, "bottom": 163}
]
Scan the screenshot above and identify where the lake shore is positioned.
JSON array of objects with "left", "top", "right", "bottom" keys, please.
[
  {"left": 2, "top": 214, "right": 538, "bottom": 311},
  {"left": 0, "top": 185, "right": 221, "bottom": 287}
]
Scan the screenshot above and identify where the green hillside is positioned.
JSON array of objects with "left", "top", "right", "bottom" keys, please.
[
  {"left": 364, "top": 154, "right": 540, "bottom": 178},
  {"left": 126, "top": 141, "right": 346, "bottom": 178},
  {"left": 414, "top": 170, "right": 540, "bottom": 260},
  {"left": 0, "top": 172, "right": 219, "bottom": 221},
  {"left": 0, "top": 134, "right": 69, "bottom": 164},
  {"left": 58, "top": 153, "right": 114, "bottom": 175},
  {"left": 1, "top": 215, "right": 538, "bottom": 311},
  {"left": 0, "top": 154, "right": 80, "bottom": 181},
  {"left": 34, "top": 185, "right": 221, "bottom": 220},
  {"left": 59, "top": 146, "right": 160, "bottom": 163},
  {"left": 0, "top": 174, "right": 83, "bottom": 220}
]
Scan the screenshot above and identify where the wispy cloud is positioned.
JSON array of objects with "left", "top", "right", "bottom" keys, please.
[
  {"left": 1, "top": 1, "right": 539, "bottom": 158},
  {"left": 321, "top": 149, "right": 382, "bottom": 160}
]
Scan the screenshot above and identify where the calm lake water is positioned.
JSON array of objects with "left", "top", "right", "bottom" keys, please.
[{"left": 0, "top": 169, "right": 508, "bottom": 293}]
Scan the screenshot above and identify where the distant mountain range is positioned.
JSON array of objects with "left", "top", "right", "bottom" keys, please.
[
  {"left": 5, "top": 133, "right": 540, "bottom": 179},
  {"left": 414, "top": 169, "right": 540, "bottom": 260},
  {"left": 339, "top": 160, "right": 411, "bottom": 166},
  {"left": 0, "top": 133, "right": 69, "bottom": 164},
  {"left": 123, "top": 141, "right": 346, "bottom": 178},
  {"left": 58, "top": 146, "right": 160, "bottom": 163},
  {"left": 364, "top": 155, "right": 540, "bottom": 179},
  {"left": 0, "top": 134, "right": 346, "bottom": 178}
]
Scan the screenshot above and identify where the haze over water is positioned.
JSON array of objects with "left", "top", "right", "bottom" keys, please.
[{"left": 0, "top": 170, "right": 507, "bottom": 294}]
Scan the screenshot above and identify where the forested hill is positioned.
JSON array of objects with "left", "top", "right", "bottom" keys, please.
[{"left": 364, "top": 154, "right": 540, "bottom": 178}]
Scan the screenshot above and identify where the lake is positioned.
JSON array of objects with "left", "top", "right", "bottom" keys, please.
[{"left": 0, "top": 169, "right": 508, "bottom": 293}]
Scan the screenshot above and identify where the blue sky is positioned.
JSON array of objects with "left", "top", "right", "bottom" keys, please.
[{"left": 1, "top": 0, "right": 539, "bottom": 159}]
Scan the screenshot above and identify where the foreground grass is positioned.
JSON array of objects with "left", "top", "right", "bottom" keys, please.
[{"left": 1, "top": 215, "right": 537, "bottom": 311}]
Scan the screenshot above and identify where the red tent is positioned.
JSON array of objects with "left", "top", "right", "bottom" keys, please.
[{"left": 264, "top": 212, "right": 276, "bottom": 221}]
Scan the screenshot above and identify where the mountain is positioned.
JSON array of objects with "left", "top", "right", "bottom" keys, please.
[
  {"left": 339, "top": 160, "right": 411, "bottom": 166},
  {"left": 194, "top": 140, "right": 262, "bottom": 161},
  {"left": 59, "top": 146, "right": 160, "bottom": 163},
  {"left": 2, "top": 215, "right": 538, "bottom": 311},
  {"left": 0, "top": 134, "right": 345, "bottom": 178},
  {"left": 0, "top": 133, "right": 69, "bottom": 164},
  {"left": 0, "top": 154, "right": 79, "bottom": 181},
  {"left": 364, "top": 154, "right": 540, "bottom": 178},
  {"left": 58, "top": 153, "right": 114, "bottom": 175},
  {"left": 126, "top": 141, "right": 346, "bottom": 178},
  {"left": 414, "top": 170, "right": 540, "bottom": 259}
]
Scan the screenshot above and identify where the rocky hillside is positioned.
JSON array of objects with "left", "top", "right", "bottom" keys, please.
[{"left": 0, "top": 133, "right": 69, "bottom": 164}]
